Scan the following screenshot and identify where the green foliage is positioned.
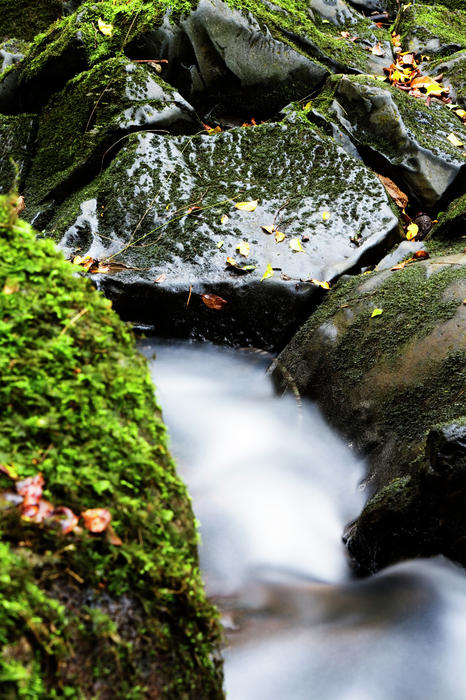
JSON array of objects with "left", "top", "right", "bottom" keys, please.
[{"left": 0, "top": 193, "right": 223, "bottom": 698}]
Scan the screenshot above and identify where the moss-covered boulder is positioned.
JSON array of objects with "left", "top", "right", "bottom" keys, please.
[
  {"left": 310, "top": 74, "right": 466, "bottom": 210},
  {"left": 0, "top": 114, "right": 36, "bottom": 194},
  {"left": 36, "top": 110, "right": 399, "bottom": 349},
  {"left": 427, "top": 50, "right": 466, "bottom": 108},
  {"left": 276, "top": 250, "right": 466, "bottom": 571},
  {"left": 0, "top": 0, "right": 62, "bottom": 42},
  {"left": 433, "top": 192, "right": 466, "bottom": 239},
  {"left": 398, "top": 4, "right": 466, "bottom": 58},
  {"left": 0, "top": 193, "right": 223, "bottom": 698}
]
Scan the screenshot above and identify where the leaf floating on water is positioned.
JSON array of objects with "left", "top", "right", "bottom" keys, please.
[
  {"left": 371, "top": 308, "right": 383, "bottom": 318},
  {"left": 97, "top": 18, "right": 114, "bottom": 36},
  {"left": 261, "top": 263, "right": 274, "bottom": 281},
  {"left": 235, "top": 200, "right": 258, "bottom": 212},
  {"left": 201, "top": 293, "right": 228, "bottom": 310},
  {"left": 81, "top": 508, "right": 112, "bottom": 533},
  {"left": 406, "top": 222, "right": 419, "bottom": 240},
  {"left": 275, "top": 231, "right": 286, "bottom": 243},
  {"left": 322, "top": 211, "right": 331, "bottom": 221},
  {"left": 236, "top": 241, "right": 250, "bottom": 257},
  {"left": 289, "top": 238, "right": 304, "bottom": 252},
  {"left": 220, "top": 214, "right": 229, "bottom": 224},
  {"left": 447, "top": 132, "right": 465, "bottom": 148}
]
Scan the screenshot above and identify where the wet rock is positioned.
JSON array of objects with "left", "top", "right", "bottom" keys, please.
[
  {"left": 0, "top": 113, "right": 36, "bottom": 193},
  {"left": 376, "top": 240, "right": 426, "bottom": 270},
  {"left": 39, "top": 113, "right": 399, "bottom": 349},
  {"left": 0, "top": 38, "right": 27, "bottom": 73},
  {"left": 427, "top": 50, "right": 466, "bottom": 108},
  {"left": 311, "top": 74, "right": 466, "bottom": 210},
  {"left": 428, "top": 422, "right": 466, "bottom": 475},
  {"left": 24, "top": 56, "right": 199, "bottom": 210},
  {"left": 433, "top": 193, "right": 466, "bottom": 238},
  {"left": 277, "top": 252, "right": 466, "bottom": 570},
  {"left": 399, "top": 4, "right": 466, "bottom": 58}
]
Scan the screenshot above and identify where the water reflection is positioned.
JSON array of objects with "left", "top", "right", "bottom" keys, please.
[{"left": 139, "top": 339, "right": 466, "bottom": 700}]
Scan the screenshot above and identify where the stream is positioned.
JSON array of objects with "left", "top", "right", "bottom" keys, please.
[{"left": 139, "top": 339, "right": 466, "bottom": 700}]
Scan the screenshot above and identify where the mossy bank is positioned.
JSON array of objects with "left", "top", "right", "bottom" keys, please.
[{"left": 0, "top": 193, "right": 223, "bottom": 699}]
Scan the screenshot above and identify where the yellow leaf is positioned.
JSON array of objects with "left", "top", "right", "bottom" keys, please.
[
  {"left": 371, "top": 308, "right": 383, "bottom": 318},
  {"left": 447, "top": 132, "right": 465, "bottom": 148},
  {"left": 220, "top": 214, "right": 229, "bottom": 224},
  {"left": 406, "top": 222, "right": 419, "bottom": 240},
  {"left": 302, "top": 101, "right": 312, "bottom": 112},
  {"left": 308, "top": 279, "right": 330, "bottom": 289},
  {"left": 235, "top": 200, "right": 258, "bottom": 212},
  {"left": 261, "top": 263, "right": 274, "bottom": 281},
  {"left": 275, "top": 231, "right": 286, "bottom": 243},
  {"left": 97, "top": 18, "right": 114, "bottom": 36},
  {"left": 289, "top": 238, "right": 304, "bottom": 252},
  {"left": 261, "top": 225, "right": 275, "bottom": 234},
  {"left": 216, "top": 240, "right": 224, "bottom": 249},
  {"left": 322, "top": 211, "right": 331, "bottom": 221},
  {"left": 236, "top": 241, "right": 250, "bottom": 257}
]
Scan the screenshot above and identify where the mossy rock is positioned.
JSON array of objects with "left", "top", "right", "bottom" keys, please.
[
  {"left": 0, "top": 0, "right": 62, "bottom": 42},
  {"left": 277, "top": 251, "right": 466, "bottom": 569},
  {"left": 0, "top": 114, "right": 36, "bottom": 194},
  {"left": 33, "top": 112, "right": 399, "bottom": 350},
  {"left": 23, "top": 56, "right": 198, "bottom": 211},
  {"left": 432, "top": 192, "right": 466, "bottom": 239},
  {"left": 427, "top": 50, "right": 466, "bottom": 107},
  {"left": 0, "top": 193, "right": 223, "bottom": 698},
  {"left": 310, "top": 73, "right": 466, "bottom": 210},
  {"left": 0, "top": 0, "right": 392, "bottom": 117},
  {"left": 398, "top": 4, "right": 466, "bottom": 58}
]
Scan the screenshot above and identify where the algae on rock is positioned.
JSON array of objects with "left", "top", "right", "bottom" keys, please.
[{"left": 0, "top": 192, "right": 223, "bottom": 699}]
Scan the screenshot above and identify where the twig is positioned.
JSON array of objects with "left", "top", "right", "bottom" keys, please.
[{"left": 58, "top": 308, "right": 89, "bottom": 337}]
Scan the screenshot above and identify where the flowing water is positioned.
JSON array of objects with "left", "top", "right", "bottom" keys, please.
[{"left": 139, "top": 339, "right": 466, "bottom": 700}]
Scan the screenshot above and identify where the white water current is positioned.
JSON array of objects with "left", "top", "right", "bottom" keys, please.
[{"left": 139, "top": 339, "right": 466, "bottom": 700}]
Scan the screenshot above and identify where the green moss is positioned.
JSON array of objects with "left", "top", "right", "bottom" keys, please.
[
  {"left": 0, "top": 114, "right": 36, "bottom": 194},
  {"left": 0, "top": 192, "right": 223, "bottom": 698},
  {"left": 399, "top": 4, "right": 466, "bottom": 57},
  {"left": 0, "top": 0, "right": 62, "bottom": 42}
]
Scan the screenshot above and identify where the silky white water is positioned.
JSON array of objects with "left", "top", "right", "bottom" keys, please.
[{"left": 140, "top": 339, "right": 466, "bottom": 700}]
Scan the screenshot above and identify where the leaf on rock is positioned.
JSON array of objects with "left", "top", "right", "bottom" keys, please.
[
  {"left": 81, "top": 508, "right": 112, "bottom": 533},
  {"left": 97, "top": 18, "right": 114, "bottom": 36},
  {"left": 261, "top": 225, "right": 275, "bottom": 234},
  {"left": 220, "top": 214, "right": 229, "bottom": 224},
  {"left": 236, "top": 241, "right": 250, "bottom": 257},
  {"left": 391, "top": 33, "right": 401, "bottom": 47},
  {"left": 261, "top": 263, "right": 274, "bottom": 281},
  {"left": 447, "top": 133, "right": 465, "bottom": 148},
  {"left": 322, "top": 211, "right": 331, "bottom": 221},
  {"left": 154, "top": 273, "right": 166, "bottom": 283},
  {"left": 235, "top": 200, "right": 258, "bottom": 212},
  {"left": 371, "top": 308, "right": 383, "bottom": 318},
  {"left": 308, "top": 278, "right": 330, "bottom": 289},
  {"left": 201, "top": 293, "right": 228, "bottom": 310},
  {"left": 289, "top": 238, "right": 304, "bottom": 252},
  {"left": 216, "top": 240, "right": 224, "bottom": 249},
  {"left": 275, "top": 231, "right": 286, "bottom": 243},
  {"left": 413, "top": 250, "right": 429, "bottom": 259},
  {"left": 376, "top": 173, "right": 408, "bottom": 208},
  {"left": 371, "top": 43, "right": 385, "bottom": 56},
  {"left": 406, "top": 222, "right": 419, "bottom": 240}
]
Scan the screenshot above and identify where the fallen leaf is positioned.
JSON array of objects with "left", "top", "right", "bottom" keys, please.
[
  {"left": 216, "top": 240, "right": 224, "bottom": 249},
  {"left": 308, "top": 279, "right": 330, "bottom": 289},
  {"left": 51, "top": 506, "right": 80, "bottom": 535},
  {"left": 275, "top": 231, "right": 286, "bottom": 243},
  {"left": 376, "top": 173, "right": 408, "bottom": 209},
  {"left": 261, "top": 263, "right": 274, "bottom": 281},
  {"left": 371, "top": 43, "right": 385, "bottom": 56},
  {"left": 226, "top": 257, "right": 255, "bottom": 273},
  {"left": 16, "top": 473, "right": 44, "bottom": 509},
  {"left": 106, "top": 524, "right": 123, "bottom": 546},
  {"left": 81, "top": 508, "right": 112, "bottom": 533},
  {"left": 2, "top": 278, "right": 20, "bottom": 294},
  {"left": 0, "top": 464, "right": 18, "bottom": 480},
  {"left": 73, "top": 255, "right": 95, "bottom": 271},
  {"left": 97, "top": 18, "right": 113, "bottom": 36},
  {"left": 322, "top": 211, "right": 331, "bottom": 221},
  {"left": 24, "top": 498, "right": 54, "bottom": 523},
  {"left": 371, "top": 308, "right": 383, "bottom": 317},
  {"left": 261, "top": 225, "right": 276, "bottom": 234},
  {"left": 202, "top": 123, "right": 222, "bottom": 135},
  {"left": 413, "top": 250, "right": 429, "bottom": 259},
  {"left": 391, "top": 33, "right": 401, "bottom": 47},
  {"left": 454, "top": 109, "right": 466, "bottom": 123},
  {"left": 201, "top": 293, "right": 228, "bottom": 310},
  {"left": 220, "top": 214, "right": 229, "bottom": 224},
  {"left": 406, "top": 222, "right": 419, "bottom": 240},
  {"left": 302, "top": 101, "right": 312, "bottom": 112},
  {"left": 447, "top": 133, "right": 464, "bottom": 148},
  {"left": 235, "top": 200, "right": 258, "bottom": 212},
  {"left": 289, "top": 238, "right": 304, "bottom": 252},
  {"left": 154, "top": 273, "right": 166, "bottom": 283},
  {"left": 236, "top": 241, "right": 250, "bottom": 257}
]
